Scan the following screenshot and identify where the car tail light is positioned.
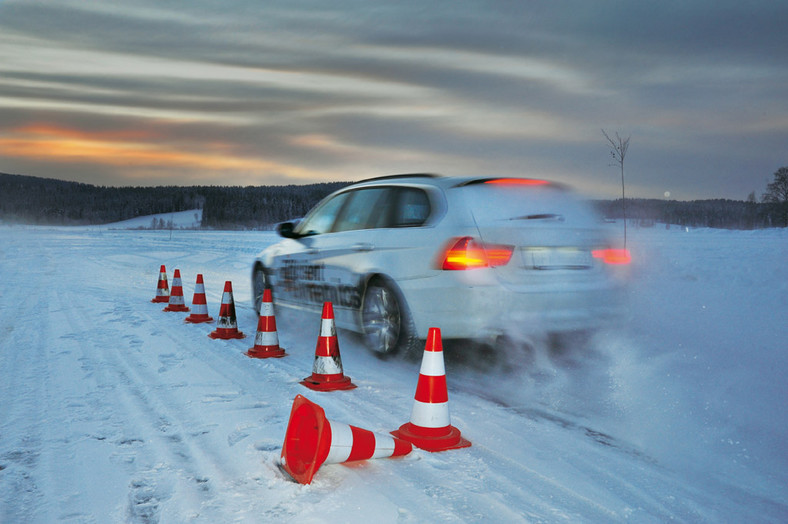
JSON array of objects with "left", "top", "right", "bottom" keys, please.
[
  {"left": 483, "top": 178, "right": 549, "bottom": 186},
  {"left": 592, "top": 248, "right": 632, "bottom": 265},
  {"left": 440, "top": 237, "right": 514, "bottom": 270}
]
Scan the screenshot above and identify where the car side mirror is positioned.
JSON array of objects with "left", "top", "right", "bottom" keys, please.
[{"left": 277, "top": 221, "right": 298, "bottom": 238}]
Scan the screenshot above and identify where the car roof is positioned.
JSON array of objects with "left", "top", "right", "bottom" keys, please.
[{"left": 351, "top": 173, "right": 565, "bottom": 191}]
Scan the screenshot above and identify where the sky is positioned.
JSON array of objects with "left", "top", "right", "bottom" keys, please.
[{"left": 0, "top": 0, "right": 786, "bottom": 200}]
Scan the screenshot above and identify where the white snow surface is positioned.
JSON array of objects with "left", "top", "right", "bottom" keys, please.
[{"left": 1, "top": 224, "right": 786, "bottom": 523}]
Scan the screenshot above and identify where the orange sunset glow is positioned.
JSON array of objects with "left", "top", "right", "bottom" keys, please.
[{"left": 0, "top": 123, "right": 323, "bottom": 179}]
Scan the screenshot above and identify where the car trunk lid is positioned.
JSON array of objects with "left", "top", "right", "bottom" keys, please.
[{"left": 459, "top": 180, "right": 613, "bottom": 289}]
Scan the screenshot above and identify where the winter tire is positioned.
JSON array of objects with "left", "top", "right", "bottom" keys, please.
[
  {"left": 251, "top": 263, "right": 268, "bottom": 315},
  {"left": 361, "top": 277, "right": 419, "bottom": 359}
]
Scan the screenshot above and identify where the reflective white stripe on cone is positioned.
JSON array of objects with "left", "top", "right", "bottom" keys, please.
[
  {"left": 246, "top": 288, "right": 285, "bottom": 358},
  {"left": 391, "top": 327, "right": 471, "bottom": 452},
  {"left": 280, "top": 395, "right": 412, "bottom": 484},
  {"left": 208, "top": 281, "right": 245, "bottom": 339},
  {"left": 163, "top": 269, "right": 190, "bottom": 312},
  {"left": 300, "top": 302, "right": 355, "bottom": 391},
  {"left": 151, "top": 264, "right": 169, "bottom": 303},
  {"left": 185, "top": 274, "right": 213, "bottom": 323}
]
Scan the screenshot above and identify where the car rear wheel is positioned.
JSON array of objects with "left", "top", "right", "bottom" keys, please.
[{"left": 361, "top": 278, "right": 418, "bottom": 359}]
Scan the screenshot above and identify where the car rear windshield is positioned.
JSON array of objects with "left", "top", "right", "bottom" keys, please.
[{"left": 461, "top": 182, "right": 598, "bottom": 225}]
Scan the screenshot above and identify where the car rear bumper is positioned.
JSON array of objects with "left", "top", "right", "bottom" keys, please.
[{"left": 401, "top": 273, "right": 624, "bottom": 340}]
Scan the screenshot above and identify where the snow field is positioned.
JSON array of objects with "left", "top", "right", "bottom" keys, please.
[{"left": 0, "top": 225, "right": 786, "bottom": 523}]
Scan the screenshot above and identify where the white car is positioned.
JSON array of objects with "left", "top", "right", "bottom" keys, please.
[{"left": 252, "top": 174, "right": 629, "bottom": 357}]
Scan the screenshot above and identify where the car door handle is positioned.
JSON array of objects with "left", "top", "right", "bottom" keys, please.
[
  {"left": 306, "top": 248, "right": 319, "bottom": 255},
  {"left": 352, "top": 242, "right": 374, "bottom": 252}
]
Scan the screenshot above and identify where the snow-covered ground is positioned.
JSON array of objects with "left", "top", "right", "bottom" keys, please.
[{"left": 0, "top": 223, "right": 786, "bottom": 523}]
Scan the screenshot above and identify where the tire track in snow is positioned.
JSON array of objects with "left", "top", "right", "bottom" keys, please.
[
  {"left": 4, "top": 230, "right": 313, "bottom": 521},
  {"left": 0, "top": 238, "right": 57, "bottom": 523},
  {"left": 53, "top": 280, "right": 249, "bottom": 522},
  {"left": 52, "top": 240, "right": 318, "bottom": 522},
  {"left": 0, "top": 230, "right": 237, "bottom": 522}
]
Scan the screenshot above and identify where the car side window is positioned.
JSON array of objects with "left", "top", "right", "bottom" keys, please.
[
  {"left": 333, "top": 188, "right": 391, "bottom": 232},
  {"left": 295, "top": 191, "right": 350, "bottom": 236},
  {"left": 393, "top": 187, "right": 430, "bottom": 227}
]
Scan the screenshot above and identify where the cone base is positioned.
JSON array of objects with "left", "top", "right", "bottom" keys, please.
[
  {"left": 208, "top": 329, "right": 246, "bottom": 340},
  {"left": 185, "top": 314, "right": 214, "bottom": 324},
  {"left": 151, "top": 296, "right": 169, "bottom": 303},
  {"left": 246, "top": 347, "right": 287, "bottom": 359},
  {"left": 163, "top": 305, "right": 191, "bottom": 312},
  {"left": 300, "top": 375, "right": 357, "bottom": 391},
  {"left": 391, "top": 422, "right": 471, "bottom": 452}
]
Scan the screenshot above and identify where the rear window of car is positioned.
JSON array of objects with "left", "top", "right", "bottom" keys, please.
[{"left": 462, "top": 182, "right": 598, "bottom": 225}]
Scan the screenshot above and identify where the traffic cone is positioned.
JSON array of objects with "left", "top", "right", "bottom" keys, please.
[
  {"left": 300, "top": 302, "right": 356, "bottom": 391},
  {"left": 151, "top": 265, "right": 169, "bottom": 303},
  {"left": 163, "top": 269, "right": 190, "bottom": 312},
  {"left": 391, "top": 327, "right": 471, "bottom": 452},
  {"left": 208, "top": 281, "right": 245, "bottom": 339},
  {"left": 246, "top": 288, "right": 285, "bottom": 358},
  {"left": 185, "top": 274, "right": 213, "bottom": 323},
  {"left": 280, "top": 394, "right": 412, "bottom": 485}
]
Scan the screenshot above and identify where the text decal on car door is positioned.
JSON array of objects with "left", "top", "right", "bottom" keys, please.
[{"left": 279, "top": 260, "right": 361, "bottom": 309}]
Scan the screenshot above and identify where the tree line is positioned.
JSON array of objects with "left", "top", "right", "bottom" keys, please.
[
  {"left": 198, "top": 184, "right": 348, "bottom": 229},
  {"left": 593, "top": 167, "right": 788, "bottom": 229},
  {"left": 0, "top": 173, "right": 348, "bottom": 229},
  {"left": 2, "top": 172, "right": 786, "bottom": 229},
  {"left": 594, "top": 198, "right": 787, "bottom": 229}
]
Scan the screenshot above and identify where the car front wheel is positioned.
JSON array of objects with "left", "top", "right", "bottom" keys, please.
[{"left": 251, "top": 263, "right": 267, "bottom": 315}]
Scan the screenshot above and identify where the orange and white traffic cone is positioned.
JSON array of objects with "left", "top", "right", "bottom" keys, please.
[
  {"left": 208, "top": 281, "right": 245, "bottom": 339},
  {"left": 246, "top": 288, "right": 285, "bottom": 358},
  {"left": 185, "top": 274, "right": 213, "bottom": 323},
  {"left": 151, "top": 265, "right": 169, "bottom": 303},
  {"left": 300, "top": 302, "right": 356, "bottom": 391},
  {"left": 391, "top": 327, "right": 471, "bottom": 452},
  {"left": 163, "top": 269, "right": 190, "bottom": 312},
  {"left": 280, "top": 394, "right": 412, "bottom": 485}
]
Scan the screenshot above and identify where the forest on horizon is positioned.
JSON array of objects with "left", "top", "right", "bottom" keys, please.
[{"left": 1, "top": 172, "right": 786, "bottom": 230}]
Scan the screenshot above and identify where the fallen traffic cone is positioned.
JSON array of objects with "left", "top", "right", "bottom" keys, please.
[
  {"left": 280, "top": 394, "right": 412, "bottom": 485},
  {"left": 163, "top": 269, "right": 190, "bottom": 312},
  {"left": 300, "top": 302, "right": 356, "bottom": 391},
  {"left": 208, "top": 281, "right": 246, "bottom": 339},
  {"left": 246, "top": 288, "right": 286, "bottom": 358},
  {"left": 151, "top": 265, "right": 169, "bottom": 303},
  {"left": 185, "top": 274, "right": 214, "bottom": 323},
  {"left": 391, "top": 327, "right": 471, "bottom": 452}
]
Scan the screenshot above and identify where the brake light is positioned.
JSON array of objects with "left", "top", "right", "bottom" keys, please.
[
  {"left": 592, "top": 248, "right": 632, "bottom": 265},
  {"left": 484, "top": 178, "right": 549, "bottom": 186},
  {"left": 440, "top": 237, "right": 514, "bottom": 270}
]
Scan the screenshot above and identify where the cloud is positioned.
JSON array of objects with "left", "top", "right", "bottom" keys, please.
[{"left": 0, "top": 0, "right": 786, "bottom": 199}]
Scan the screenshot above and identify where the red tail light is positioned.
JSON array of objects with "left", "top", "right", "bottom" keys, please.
[
  {"left": 484, "top": 178, "right": 549, "bottom": 186},
  {"left": 440, "top": 237, "right": 514, "bottom": 270},
  {"left": 592, "top": 248, "right": 632, "bottom": 265}
]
